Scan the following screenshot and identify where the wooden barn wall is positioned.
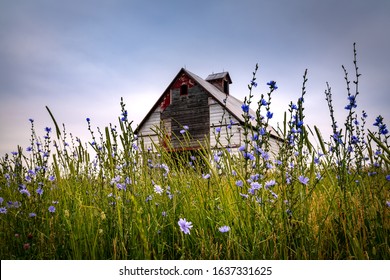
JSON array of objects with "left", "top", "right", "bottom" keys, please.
[
  {"left": 209, "top": 100, "right": 241, "bottom": 148},
  {"left": 137, "top": 109, "right": 161, "bottom": 150},
  {"left": 161, "top": 83, "right": 210, "bottom": 149}
]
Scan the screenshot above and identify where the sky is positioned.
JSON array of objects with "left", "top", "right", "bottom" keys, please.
[{"left": 0, "top": 0, "right": 389, "bottom": 157}]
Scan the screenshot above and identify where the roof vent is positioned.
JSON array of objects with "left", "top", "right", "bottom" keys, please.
[{"left": 205, "top": 72, "right": 232, "bottom": 94}]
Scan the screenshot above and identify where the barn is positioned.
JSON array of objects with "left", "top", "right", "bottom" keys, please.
[{"left": 134, "top": 68, "right": 281, "bottom": 157}]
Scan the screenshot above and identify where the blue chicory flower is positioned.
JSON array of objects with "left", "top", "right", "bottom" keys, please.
[{"left": 178, "top": 218, "right": 193, "bottom": 234}]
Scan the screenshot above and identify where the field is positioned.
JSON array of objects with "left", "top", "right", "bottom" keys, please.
[{"left": 1, "top": 47, "right": 389, "bottom": 260}]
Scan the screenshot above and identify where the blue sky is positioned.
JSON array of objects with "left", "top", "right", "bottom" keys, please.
[{"left": 0, "top": 0, "right": 389, "bottom": 156}]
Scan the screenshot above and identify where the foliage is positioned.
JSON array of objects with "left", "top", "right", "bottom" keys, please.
[{"left": 0, "top": 44, "right": 389, "bottom": 260}]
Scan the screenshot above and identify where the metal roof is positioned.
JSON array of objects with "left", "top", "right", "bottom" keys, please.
[{"left": 205, "top": 72, "right": 232, "bottom": 84}]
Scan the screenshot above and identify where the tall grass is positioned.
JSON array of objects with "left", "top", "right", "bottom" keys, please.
[{"left": 0, "top": 44, "right": 389, "bottom": 259}]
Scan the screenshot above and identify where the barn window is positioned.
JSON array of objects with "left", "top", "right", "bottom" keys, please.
[
  {"left": 180, "top": 84, "right": 188, "bottom": 96},
  {"left": 223, "top": 80, "right": 229, "bottom": 94}
]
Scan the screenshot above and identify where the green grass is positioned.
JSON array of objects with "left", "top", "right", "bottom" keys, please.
[{"left": 0, "top": 48, "right": 389, "bottom": 259}]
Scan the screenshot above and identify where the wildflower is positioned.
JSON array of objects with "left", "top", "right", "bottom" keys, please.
[
  {"left": 178, "top": 218, "right": 193, "bottom": 234},
  {"left": 26, "top": 146, "right": 32, "bottom": 152},
  {"left": 219, "top": 225, "right": 230, "bottom": 233},
  {"left": 266, "top": 111, "right": 273, "bottom": 119},
  {"left": 180, "top": 129, "right": 186, "bottom": 134},
  {"left": 345, "top": 95, "right": 357, "bottom": 110},
  {"left": 386, "top": 201, "right": 390, "bottom": 208},
  {"left": 162, "top": 211, "right": 167, "bottom": 217},
  {"left": 386, "top": 175, "right": 390, "bottom": 181},
  {"left": 291, "top": 104, "right": 298, "bottom": 110},
  {"left": 0, "top": 197, "right": 3, "bottom": 204},
  {"left": 260, "top": 98, "right": 267, "bottom": 106},
  {"left": 29, "top": 118, "right": 34, "bottom": 123},
  {"left": 351, "top": 135, "right": 359, "bottom": 144},
  {"left": 11, "top": 151, "right": 18, "bottom": 156},
  {"left": 265, "top": 180, "right": 276, "bottom": 189},
  {"left": 29, "top": 213, "right": 36, "bottom": 218},
  {"left": 48, "top": 175, "right": 55, "bottom": 182},
  {"left": 267, "top": 80, "right": 278, "bottom": 90},
  {"left": 242, "top": 151, "right": 255, "bottom": 161},
  {"left": 110, "top": 175, "right": 121, "bottom": 185},
  {"left": 48, "top": 206, "right": 56, "bottom": 213},
  {"left": 298, "top": 175, "right": 309, "bottom": 185},
  {"left": 250, "top": 80, "right": 257, "bottom": 87},
  {"left": 215, "top": 127, "right": 221, "bottom": 133},
  {"left": 154, "top": 185, "right": 164, "bottom": 195},
  {"left": 20, "top": 188, "right": 31, "bottom": 197},
  {"left": 36, "top": 187, "right": 43, "bottom": 196},
  {"left": 239, "top": 193, "right": 249, "bottom": 199},
  {"left": 45, "top": 127, "right": 51, "bottom": 133},
  {"left": 0, "top": 207, "right": 7, "bottom": 214},
  {"left": 202, "top": 173, "right": 211, "bottom": 179},
  {"left": 332, "top": 132, "right": 343, "bottom": 144},
  {"left": 145, "top": 195, "right": 153, "bottom": 202},
  {"left": 183, "top": 125, "right": 189, "bottom": 130},
  {"left": 23, "top": 243, "right": 31, "bottom": 250},
  {"left": 121, "top": 110, "right": 128, "bottom": 122},
  {"left": 249, "top": 182, "right": 262, "bottom": 195},
  {"left": 241, "top": 104, "right": 250, "bottom": 113},
  {"left": 86, "top": 117, "right": 90, "bottom": 122},
  {"left": 373, "top": 115, "right": 383, "bottom": 126},
  {"left": 235, "top": 180, "right": 243, "bottom": 187}
]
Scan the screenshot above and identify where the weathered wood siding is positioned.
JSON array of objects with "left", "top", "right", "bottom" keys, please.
[
  {"left": 137, "top": 109, "right": 161, "bottom": 150},
  {"left": 209, "top": 98, "right": 241, "bottom": 148},
  {"left": 161, "top": 77, "right": 210, "bottom": 149}
]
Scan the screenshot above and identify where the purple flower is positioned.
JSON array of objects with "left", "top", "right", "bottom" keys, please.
[
  {"left": 154, "top": 185, "right": 163, "bottom": 195},
  {"left": 386, "top": 175, "right": 390, "bottom": 181},
  {"left": 266, "top": 111, "right": 273, "bottom": 119},
  {"left": 180, "top": 129, "right": 186, "bottom": 134},
  {"left": 265, "top": 180, "right": 276, "bottom": 189},
  {"left": 36, "top": 187, "right": 43, "bottom": 196},
  {"left": 260, "top": 99, "right": 268, "bottom": 106},
  {"left": 202, "top": 173, "right": 211, "bottom": 179},
  {"left": 45, "top": 127, "right": 51, "bottom": 133},
  {"left": 241, "top": 104, "right": 250, "bottom": 113},
  {"left": 29, "top": 212, "right": 36, "bottom": 218},
  {"left": 298, "top": 175, "right": 309, "bottom": 185},
  {"left": 218, "top": 225, "right": 230, "bottom": 233},
  {"left": 178, "top": 218, "right": 193, "bottom": 234},
  {"left": 235, "top": 180, "right": 243, "bottom": 187},
  {"left": 0, "top": 207, "right": 7, "bottom": 214},
  {"left": 183, "top": 125, "right": 189, "bottom": 130},
  {"left": 267, "top": 80, "right": 278, "bottom": 90},
  {"left": 48, "top": 206, "right": 56, "bottom": 213},
  {"left": 20, "top": 188, "right": 31, "bottom": 197},
  {"left": 215, "top": 127, "right": 221, "bottom": 133}
]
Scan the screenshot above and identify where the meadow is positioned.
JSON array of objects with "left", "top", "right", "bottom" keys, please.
[{"left": 0, "top": 45, "right": 389, "bottom": 260}]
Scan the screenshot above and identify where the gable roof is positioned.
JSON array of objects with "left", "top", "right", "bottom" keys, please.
[
  {"left": 205, "top": 72, "right": 232, "bottom": 84},
  {"left": 134, "top": 68, "right": 280, "bottom": 138}
]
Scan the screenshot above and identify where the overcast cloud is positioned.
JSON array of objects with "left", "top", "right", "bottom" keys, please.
[{"left": 0, "top": 0, "right": 389, "bottom": 156}]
